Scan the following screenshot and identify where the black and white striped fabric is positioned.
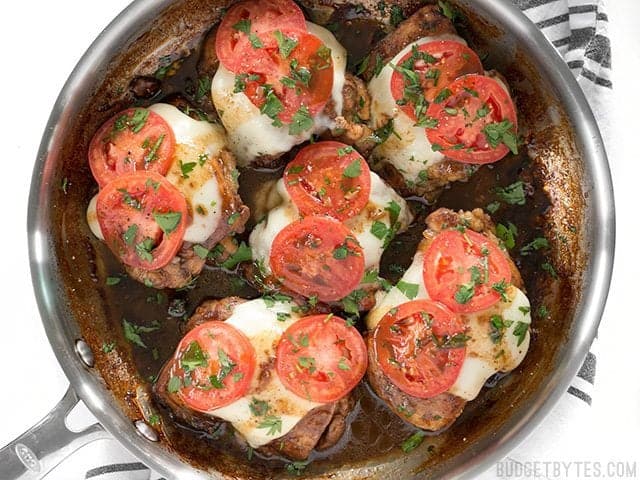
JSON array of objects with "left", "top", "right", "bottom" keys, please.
[{"left": 45, "top": 2, "right": 614, "bottom": 479}]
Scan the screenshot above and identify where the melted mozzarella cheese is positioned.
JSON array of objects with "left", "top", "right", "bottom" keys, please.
[
  {"left": 208, "top": 299, "right": 322, "bottom": 447},
  {"left": 368, "top": 35, "right": 466, "bottom": 184},
  {"left": 148, "top": 103, "right": 225, "bottom": 244},
  {"left": 211, "top": 22, "right": 347, "bottom": 166},
  {"left": 86, "top": 194, "right": 104, "bottom": 240},
  {"left": 249, "top": 172, "right": 413, "bottom": 276},
  {"left": 366, "top": 246, "right": 531, "bottom": 401},
  {"left": 86, "top": 104, "right": 227, "bottom": 244}
]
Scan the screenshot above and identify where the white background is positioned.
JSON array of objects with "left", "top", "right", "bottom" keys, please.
[{"left": 0, "top": 0, "right": 638, "bottom": 477}]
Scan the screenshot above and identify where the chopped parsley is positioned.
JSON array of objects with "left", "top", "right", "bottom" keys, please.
[
  {"left": 249, "top": 397, "right": 269, "bottom": 416},
  {"left": 401, "top": 431, "right": 426, "bottom": 453},
  {"left": 337, "top": 145, "right": 354, "bottom": 156},
  {"left": 193, "top": 244, "right": 209, "bottom": 259},
  {"left": 232, "top": 19, "right": 251, "bottom": 34},
  {"left": 290, "top": 59, "right": 312, "bottom": 87},
  {"left": 101, "top": 342, "right": 116, "bottom": 353},
  {"left": 285, "top": 461, "right": 309, "bottom": 476},
  {"left": 492, "top": 279, "right": 509, "bottom": 301},
  {"left": 541, "top": 261, "right": 558, "bottom": 279},
  {"left": 260, "top": 88, "right": 285, "bottom": 125},
  {"left": 180, "top": 341, "right": 208, "bottom": 373},
  {"left": 438, "top": 0, "right": 458, "bottom": 21},
  {"left": 337, "top": 358, "right": 351, "bottom": 370},
  {"left": 257, "top": 415, "right": 283, "bottom": 436},
  {"left": 512, "top": 321, "right": 529, "bottom": 346},
  {"left": 370, "top": 221, "right": 388, "bottom": 240},
  {"left": 106, "top": 276, "right": 121, "bottom": 286},
  {"left": 122, "top": 318, "right": 159, "bottom": 349},
  {"left": 273, "top": 30, "right": 298, "bottom": 58},
  {"left": 118, "top": 188, "right": 142, "bottom": 210},
  {"left": 167, "top": 376, "right": 181, "bottom": 393},
  {"left": 390, "top": 5, "right": 405, "bottom": 26},
  {"left": 370, "top": 118, "right": 400, "bottom": 144},
  {"left": 135, "top": 237, "right": 155, "bottom": 263},
  {"left": 143, "top": 134, "right": 165, "bottom": 165},
  {"left": 209, "top": 348, "right": 236, "bottom": 388},
  {"left": 489, "top": 314, "right": 513, "bottom": 343},
  {"left": 179, "top": 160, "right": 197, "bottom": 179},
  {"left": 195, "top": 76, "right": 212, "bottom": 102},
  {"left": 433, "top": 332, "right": 470, "bottom": 349},
  {"left": 153, "top": 211, "right": 182, "bottom": 234},
  {"left": 220, "top": 241, "right": 252, "bottom": 269},
  {"left": 396, "top": 280, "right": 419, "bottom": 299},
  {"left": 373, "top": 53, "right": 385, "bottom": 77},
  {"left": 486, "top": 201, "right": 501, "bottom": 214},
  {"left": 483, "top": 120, "right": 518, "bottom": 154},
  {"left": 454, "top": 283, "right": 475, "bottom": 304},
  {"left": 262, "top": 293, "right": 293, "bottom": 308},
  {"left": 496, "top": 222, "right": 518, "bottom": 249},
  {"left": 434, "top": 88, "right": 452, "bottom": 104},
  {"left": 520, "top": 237, "right": 549, "bottom": 255},
  {"left": 343, "top": 159, "right": 362, "bottom": 178},
  {"left": 288, "top": 105, "right": 314, "bottom": 135},
  {"left": 495, "top": 181, "right": 527, "bottom": 205}
]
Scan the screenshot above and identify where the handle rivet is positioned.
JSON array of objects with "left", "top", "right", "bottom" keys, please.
[
  {"left": 135, "top": 420, "right": 159, "bottom": 442},
  {"left": 75, "top": 340, "right": 95, "bottom": 368}
]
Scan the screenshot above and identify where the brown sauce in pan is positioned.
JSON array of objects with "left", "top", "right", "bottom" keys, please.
[{"left": 91, "top": 10, "right": 554, "bottom": 476}]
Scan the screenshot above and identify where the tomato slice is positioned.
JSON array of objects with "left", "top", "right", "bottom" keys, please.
[
  {"left": 276, "top": 314, "right": 367, "bottom": 403},
  {"left": 390, "top": 40, "right": 483, "bottom": 121},
  {"left": 215, "top": 0, "right": 306, "bottom": 72},
  {"left": 425, "top": 74, "right": 518, "bottom": 164},
  {"left": 232, "top": 29, "right": 334, "bottom": 124},
  {"left": 167, "top": 321, "right": 256, "bottom": 412},
  {"left": 373, "top": 300, "right": 466, "bottom": 399},
  {"left": 284, "top": 141, "right": 371, "bottom": 221},
  {"left": 96, "top": 172, "right": 187, "bottom": 271},
  {"left": 422, "top": 229, "right": 512, "bottom": 313},
  {"left": 270, "top": 216, "right": 365, "bottom": 302},
  {"left": 88, "top": 108, "right": 176, "bottom": 188}
]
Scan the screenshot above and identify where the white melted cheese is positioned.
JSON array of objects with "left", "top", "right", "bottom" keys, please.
[
  {"left": 249, "top": 172, "right": 413, "bottom": 276},
  {"left": 208, "top": 299, "right": 322, "bottom": 448},
  {"left": 367, "top": 35, "right": 466, "bottom": 184},
  {"left": 86, "top": 104, "right": 228, "bottom": 245},
  {"left": 366, "top": 248, "right": 531, "bottom": 401},
  {"left": 86, "top": 194, "right": 104, "bottom": 240},
  {"left": 148, "top": 103, "right": 225, "bottom": 244},
  {"left": 211, "top": 22, "right": 347, "bottom": 166}
]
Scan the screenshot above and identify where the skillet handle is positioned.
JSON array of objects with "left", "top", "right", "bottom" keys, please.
[{"left": 0, "top": 386, "right": 109, "bottom": 480}]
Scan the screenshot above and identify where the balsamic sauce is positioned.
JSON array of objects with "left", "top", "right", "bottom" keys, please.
[{"left": 95, "top": 9, "right": 552, "bottom": 475}]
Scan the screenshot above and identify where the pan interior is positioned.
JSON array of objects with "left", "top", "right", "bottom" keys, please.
[{"left": 29, "top": 0, "right": 602, "bottom": 478}]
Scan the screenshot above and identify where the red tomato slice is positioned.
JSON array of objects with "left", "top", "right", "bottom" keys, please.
[
  {"left": 215, "top": 0, "right": 306, "bottom": 72},
  {"left": 167, "top": 321, "right": 256, "bottom": 412},
  {"left": 423, "top": 229, "right": 512, "bottom": 313},
  {"left": 276, "top": 314, "right": 368, "bottom": 403},
  {"left": 96, "top": 172, "right": 187, "bottom": 271},
  {"left": 234, "top": 29, "right": 334, "bottom": 124},
  {"left": 425, "top": 74, "right": 518, "bottom": 164},
  {"left": 284, "top": 141, "right": 371, "bottom": 221},
  {"left": 89, "top": 108, "right": 176, "bottom": 188},
  {"left": 390, "top": 40, "right": 483, "bottom": 121},
  {"left": 270, "top": 216, "right": 365, "bottom": 302},
  {"left": 373, "top": 300, "right": 466, "bottom": 399}
]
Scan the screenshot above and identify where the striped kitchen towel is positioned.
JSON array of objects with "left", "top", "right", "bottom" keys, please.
[{"left": 42, "top": 1, "right": 613, "bottom": 479}]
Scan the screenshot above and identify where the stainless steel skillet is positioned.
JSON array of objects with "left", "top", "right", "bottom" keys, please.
[{"left": 2, "top": 0, "right": 614, "bottom": 478}]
